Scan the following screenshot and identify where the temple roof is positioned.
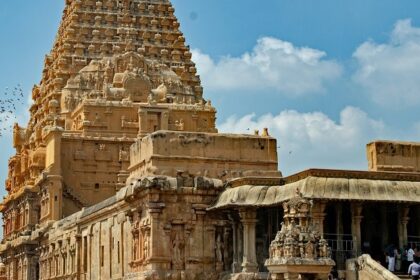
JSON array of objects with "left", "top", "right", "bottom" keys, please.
[
  {"left": 25, "top": 0, "right": 202, "bottom": 148},
  {"left": 210, "top": 169, "right": 420, "bottom": 210}
]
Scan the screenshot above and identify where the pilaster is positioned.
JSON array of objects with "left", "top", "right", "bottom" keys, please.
[
  {"left": 351, "top": 203, "right": 363, "bottom": 256},
  {"left": 148, "top": 202, "right": 170, "bottom": 270},
  {"left": 312, "top": 201, "right": 327, "bottom": 235},
  {"left": 239, "top": 208, "right": 258, "bottom": 273}
]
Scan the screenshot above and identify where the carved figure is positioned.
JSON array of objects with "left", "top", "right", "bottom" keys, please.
[
  {"left": 150, "top": 83, "right": 168, "bottom": 103},
  {"left": 215, "top": 235, "right": 224, "bottom": 263},
  {"left": 305, "top": 242, "right": 315, "bottom": 259},
  {"left": 172, "top": 231, "right": 183, "bottom": 269},
  {"left": 175, "top": 119, "right": 185, "bottom": 131},
  {"left": 319, "top": 238, "right": 330, "bottom": 258},
  {"left": 144, "top": 232, "right": 150, "bottom": 259}
]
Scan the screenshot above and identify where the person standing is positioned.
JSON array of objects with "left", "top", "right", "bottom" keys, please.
[
  {"left": 409, "top": 245, "right": 416, "bottom": 264},
  {"left": 388, "top": 245, "right": 396, "bottom": 272},
  {"left": 403, "top": 246, "right": 410, "bottom": 273},
  {"left": 408, "top": 257, "right": 420, "bottom": 280}
]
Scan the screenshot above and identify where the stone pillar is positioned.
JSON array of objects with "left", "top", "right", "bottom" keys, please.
[
  {"left": 148, "top": 202, "right": 170, "bottom": 270},
  {"left": 398, "top": 206, "right": 410, "bottom": 249},
  {"left": 351, "top": 203, "right": 363, "bottom": 256},
  {"left": 415, "top": 207, "right": 420, "bottom": 238},
  {"left": 189, "top": 204, "right": 207, "bottom": 271},
  {"left": 335, "top": 204, "right": 345, "bottom": 270},
  {"left": 229, "top": 214, "right": 241, "bottom": 273},
  {"left": 380, "top": 205, "right": 389, "bottom": 247},
  {"left": 138, "top": 110, "right": 148, "bottom": 136},
  {"left": 161, "top": 111, "right": 169, "bottom": 130},
  {"left": 312, "top": 201, "right": 327, "bottom": 236},
  {"left": 239, "top": 208, "right": 258, "bottom": 273}
]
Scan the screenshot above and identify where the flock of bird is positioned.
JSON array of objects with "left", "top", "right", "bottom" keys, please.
[{"left": 0, "top": 84, "right": 25, "bottom": 137}]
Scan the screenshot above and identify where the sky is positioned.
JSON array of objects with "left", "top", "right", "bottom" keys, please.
[{"left": 2, "top": 1, "right": 420, "bottom": 199}]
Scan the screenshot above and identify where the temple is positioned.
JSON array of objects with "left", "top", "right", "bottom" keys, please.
[{"left": 0, "top": 0, "right": 419, "bottom": 280}]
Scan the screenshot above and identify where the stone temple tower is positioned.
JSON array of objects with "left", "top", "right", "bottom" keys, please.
[
  {"left": 2, "top": 0, "right": 214, "bottom": 229},
  {"left": 0, "top": 1, "right": 281, "bottom": 279},
  {"left": 3, "top": 2, "right": 419, "bottom": 280}
]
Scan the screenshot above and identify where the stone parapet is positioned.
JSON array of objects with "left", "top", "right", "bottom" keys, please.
[
  {"left": 367, "top": 140, "right": 420, "bottom": 173},
  {"left": 129, "top": 130, "right": 281, "bottom": 181}
]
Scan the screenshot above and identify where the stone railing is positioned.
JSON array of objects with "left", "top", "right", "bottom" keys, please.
[{"left": 346, "top": 254, "right": 401, "bottom": 280}]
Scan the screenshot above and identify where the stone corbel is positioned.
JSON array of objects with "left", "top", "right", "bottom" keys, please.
[
  {"left": 148, "top": 202, "right": 165, "bottom": 216},
  {"left": 126, "top": 209, "right": 135, "bottom": 223},
  {"left": 192, "top": 203, "right": 208, "bottom": 221}
]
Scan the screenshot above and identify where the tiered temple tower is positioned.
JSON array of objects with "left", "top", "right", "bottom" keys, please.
[{"left": 2, "top": 0, "right": 215, "bottom": 232}]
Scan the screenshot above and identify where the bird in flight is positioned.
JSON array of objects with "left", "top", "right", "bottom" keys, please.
[{"left": 0, "top": 84, "right": 25, "bottom": 137}]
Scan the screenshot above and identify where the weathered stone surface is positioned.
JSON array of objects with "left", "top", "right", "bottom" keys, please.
[
  {"left": 1, "top": 0, "right": 420, "bottom": 280},
  {"left": 265, "top": 192, "right": 334, "bottom": 280},
  {"left": 367, "top": 140, "right": 420, "bottom": 172}
]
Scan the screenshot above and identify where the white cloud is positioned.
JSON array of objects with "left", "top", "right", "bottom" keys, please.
[
  {"left": 192, "top": 37, "right": 342, "bottom": 96},
  {"left": 353, "top": 19, "right": 420, "bottom": 107},
  {"left": 219, "top": 107, "right": 386, "bottom": 175}
]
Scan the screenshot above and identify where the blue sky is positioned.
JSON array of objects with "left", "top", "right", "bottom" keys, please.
[{"left": 2, "top": 1, "right": 420, "bottom": 197}]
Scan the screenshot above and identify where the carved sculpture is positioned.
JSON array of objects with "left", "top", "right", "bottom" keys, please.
[
  {"left": 216, "top": 234, "right": 224, "bottom": 263},
  {"left": 172, "top": 230, "right": 184, "bottom": 270},
  {"left": 150, "top": 84, "right": 168, "bottom": 103},
  {"left": 265, "top": 191, "right": 335, "bottom": 279}
]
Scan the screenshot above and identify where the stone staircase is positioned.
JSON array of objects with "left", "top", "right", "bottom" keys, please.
[
  {"left": 348, "top": 255, "right": 402, "bottom": 280},
  {"left": 394, "top": 273, "right": 411, "bottom": 280},
  {"left": 63, "top": 185, "right": 87, "bottom": 209}
]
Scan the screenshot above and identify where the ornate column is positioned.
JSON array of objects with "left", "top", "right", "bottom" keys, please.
[
  {"left": 351, "top": 203, "right": 363, "bottom": 256},
  {"left": 398, "top": 206, "right": 410, "bottom": 249},
  {"left": 229, "top": 214, "right": 241, "bottom": 273},
  {"left": 312, "top": 201, "right": 327, "bottom": 236},
  {"left": 239, "top": 208, "right": 258, "bottom": 273},
  {"left": 188, "top": 204, "right": 207, "bottom": 271},
  {"left": 138, "top": 110, "right": 148, "bottom": 136}
]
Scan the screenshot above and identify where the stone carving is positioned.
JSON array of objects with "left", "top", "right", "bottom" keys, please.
[
  {"left": 265, "top": 191, "right": 335, "bottom": 279},
  {"left": 13, "top": 123, "right": 27, "bottom": 150},
  {"left": 171, "top": 228, "right": 184, "bottom": 270},
  {"left": 119, "top": 147, "right": 130, "bottom": 162},
  {"left": 150, "top": 84, "right": 168, "bottom": 103},
  {"left": 144, "top": 230, "right": 150, "bottom": 260},
  {"left": 175, "top": 119, "right": 185, "bottom": 131},
  {"left": 216, "top": 234, "right": 224, "bottom": 263}
]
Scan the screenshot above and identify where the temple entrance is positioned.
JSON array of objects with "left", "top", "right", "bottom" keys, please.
[
  {"left": 324, "top": 202, "right": 354, "bottom": 270},
  {"left": 361, "top": 203, "right": 399, "bottom": 265},
  {"left": 256, "top": 207, "right": 283, "bottom": 272}
]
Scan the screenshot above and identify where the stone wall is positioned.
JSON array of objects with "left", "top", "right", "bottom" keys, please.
[
  {"left": 367, "top": 140, "right": 420, "bottom": 172},
  {"left": 33, "top": 175, "right": 230, "bottom": 280},
  {"left": 129, "top": 131, "right": 281, "bottom": 180}
]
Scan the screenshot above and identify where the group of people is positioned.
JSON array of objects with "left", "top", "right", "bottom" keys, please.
[{"left": 385, "top": 244, "right": 420, "bottom": 279}]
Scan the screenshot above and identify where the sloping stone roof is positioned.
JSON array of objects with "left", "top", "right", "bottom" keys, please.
[{"left": 210, "top": 175, "right": 420, "bottom": 210}]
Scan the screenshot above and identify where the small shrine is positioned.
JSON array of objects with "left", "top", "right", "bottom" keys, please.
[{"left": 265, "top": 191, "right": 335, "bottom": 280}]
